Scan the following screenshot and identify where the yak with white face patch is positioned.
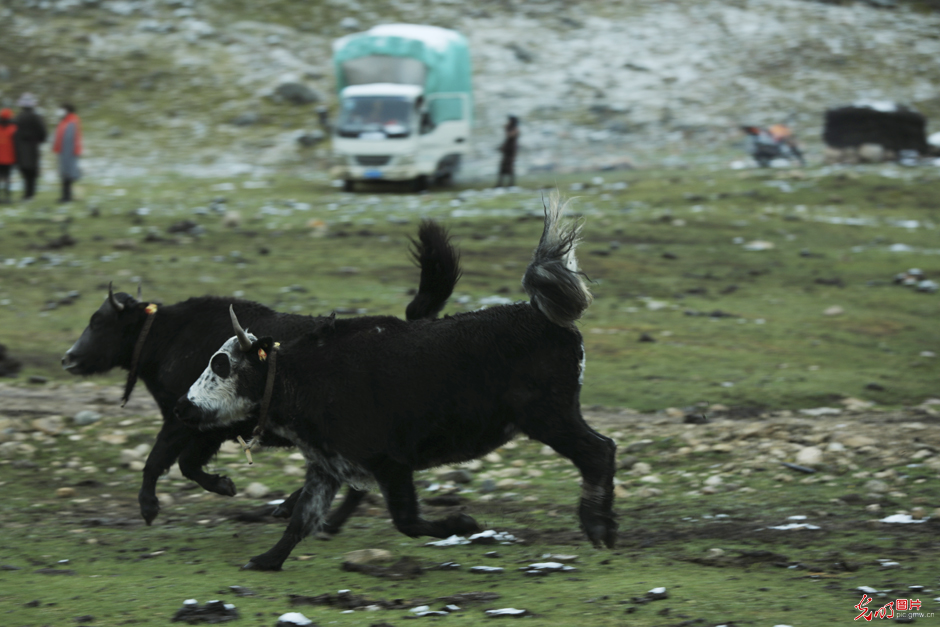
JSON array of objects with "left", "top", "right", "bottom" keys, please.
[
  {"left": 175, "top": 194, "right": 618, "bottom": 573},
  {"left": 186, "top": 334, "right": 259, "bottom": 426}
]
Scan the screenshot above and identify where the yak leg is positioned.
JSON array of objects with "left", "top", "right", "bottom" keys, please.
[
  {"left": 176, "top": 430, "right": 237, "bottom": 497},
  {"left": 374, "top": 460, "right": 481, "bottom": 539},
  {"left": 243, "top": 465, "right": 340, "bottom": 571},
  {"left": 139, "top": 422, "right": 191, "bottom": 525},
  {"left": 273, "top": 485, "right": 368, "bottom": 534},
  {"left": 523, "top": 406, "right": 618, "bottom": 548}
]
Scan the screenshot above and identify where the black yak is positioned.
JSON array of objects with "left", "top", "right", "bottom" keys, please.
[
  {"left": 176, "top": 195, "right": 617, "bottom": 571},
  {"left": 62, "top": 221, "right": 460, "bottom": 526}
]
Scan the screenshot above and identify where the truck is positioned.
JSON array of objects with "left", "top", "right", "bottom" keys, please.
[{"left": 330, "top": 24, "right": 473, "bottom": 191}]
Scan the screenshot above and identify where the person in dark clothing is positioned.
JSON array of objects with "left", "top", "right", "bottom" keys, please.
[
  {"left": 13, "top": 93, "right": 47, "bottom": 201},
  {"left": 496, "top": 115, "right": 520, "bottom": 188}
]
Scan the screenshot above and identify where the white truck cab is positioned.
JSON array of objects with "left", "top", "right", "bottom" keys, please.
[{"left": 330, "top": 25, "right": 473, "bottom": 191}]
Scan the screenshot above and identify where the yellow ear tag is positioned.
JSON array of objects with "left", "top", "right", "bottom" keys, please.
[
  {"left": 258, "top": 348, "right": 267, "bottom": 361},
  {"left": 145, "top": 304, "right": 158, "bottom": 315}
]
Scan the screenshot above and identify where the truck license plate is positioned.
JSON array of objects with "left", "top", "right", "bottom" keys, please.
[{"left": 364, "top": 169, "right": 383, "bottom": 179}]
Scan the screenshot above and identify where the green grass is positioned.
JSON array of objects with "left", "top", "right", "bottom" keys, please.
[
  {"left": 2, "top": 415, "right": 938, "bottom": 626},
  {"left": 1, "top": 165, "right": 939, "bottom": 410}
]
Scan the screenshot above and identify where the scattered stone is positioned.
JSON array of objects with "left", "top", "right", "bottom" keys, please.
[
  {"left": 73, "top": 410, "right": 101, "bottom": 426},
  {"left": 469, "top": 530, "right": 517, "bottom": 544},
  {"left": 823, "top": 306, "right": 844, "bottom": 316},
  {"left": 879, "top": 514, "right": 929, "bottom": 524},
  {"left": 799, "top": 407, "right": 841, "bottom": 417},
  {"left": 31, "top": 416, "right": 64, "bottom": 435},
  {"left": 230, "top": 112, "right": 260, "bottom": 126},
  {"left": 171, "top": 599, "right": 239, "bottom": 624},
  {"left": 339, "top": 16, "right": 361, "bottom": 31},
  {"left": 276, "top": 612, "right": 313, "bottom": 627},
  {"left": 56, "top": 487, "right": 76, "bottom": 498},
  {"left": 344, "top": 549, "right": 393, "bottom": 565},
  {"left": 485, "top": 608, "right": 529, "bottom": 617},
  {"left": 469, "top": 566, "right": 504, "bottom": 574},
  {"left": 342, "top": 556, "right": 424, "bottom": 579},
  {"left": 272, "top": 82, "right": 321, "bottom": 105},
  {"left": 858, "top": 143, "right": 885, "bottom": 162},
  {"left": 28, "top": 376, "right": 48, "bottom": 385},
  {"left": 519, "top": 562, "right": 576, "bottom": 576},
  {"left": 222, "top": 212, "right": 241, "bottom": 229},
  {"left": 795, "top": 446, "right": 823, "bottom": 466},
  {"left": 646, "top": 587, "right": 669, "bottom": 600},
  {"left": 243, "top": 483, "right": 270, "bottom": 498}
]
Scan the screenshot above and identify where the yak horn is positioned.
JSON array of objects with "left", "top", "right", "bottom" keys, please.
[
  {"left": 230, "top": 305, "right": 253, "bottom": 352},
  {"left": 108, "top": 282, "right": 124, "bottom": 312}
]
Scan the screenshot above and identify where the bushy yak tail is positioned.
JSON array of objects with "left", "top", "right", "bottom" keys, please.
[
  {"left": 522, "top": 192, "right": 593, "bottom": 327},
  {"left": 405, "top": 220, "right": 463, "bottom": 321}
]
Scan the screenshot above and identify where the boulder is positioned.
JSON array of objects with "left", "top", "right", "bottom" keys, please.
[{"left": 273, "top": 82, "right": 321, "bottom": 105}]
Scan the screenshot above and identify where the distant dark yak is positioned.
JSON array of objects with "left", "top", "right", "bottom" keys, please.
[
  {"left": 176, "top": 195, "right": 617, "bottom": 571},
  {"left": 62, "top": 221, "right": 461, "bottom": 527}
]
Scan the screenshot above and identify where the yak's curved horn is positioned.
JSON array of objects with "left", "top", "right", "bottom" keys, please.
[
  {"left": 108, "top": 282, "right": 124, "bottom": 312},
  {"left": 230, "top": 305, "right": 253, "bottom": 352}
]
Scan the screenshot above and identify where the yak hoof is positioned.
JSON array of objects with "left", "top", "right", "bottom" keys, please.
[
  {"left": 212, "top": 476, "right": 237, "bottom": 497},
  {"left": 444, "top": 513, "right": 482, "bottom": 536},
  {"left": 139, "top": 495, "right": 159, "bottom": 526},
  {"left": 584, "top": 519, "right": 618, "bottom": 549}
]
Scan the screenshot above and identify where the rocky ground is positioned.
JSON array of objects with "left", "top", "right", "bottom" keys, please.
[
  {"left": 2, "top": 381, "right": 939, "bottom": 521},
  {"left": 2, "top": 380, "right": 939, "bottom": 625},
  {"left": 1, "top": 0, "right": 939, "bottom": 181}
]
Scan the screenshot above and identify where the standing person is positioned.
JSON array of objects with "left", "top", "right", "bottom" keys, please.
[
  {"left": 53, "top": 103, "right": 82, "bottom": 203},
  {"left": 0, "top": 109, "right": 16, "bottom": 203},
  {"left": 496, "top": 115, "right": 520, "bottom": 188},
  {"left": 13, "top": 92, "right": 47, "bottom": 201}
]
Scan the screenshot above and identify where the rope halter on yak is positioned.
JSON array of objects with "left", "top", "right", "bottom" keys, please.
[
  {"left": 121, "top": 303, "right": 158, "bottom": 407},
  {"left": 235, "top": 341, "right": 279, "bottom": 465}
]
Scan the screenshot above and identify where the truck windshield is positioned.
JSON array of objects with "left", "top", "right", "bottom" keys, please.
[{"left": 337, "top": 96, "right": 413, "bottom": 138}]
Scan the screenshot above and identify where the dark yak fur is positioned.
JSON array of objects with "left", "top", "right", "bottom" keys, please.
[
  {"left": 62, "top": 221, "right": 460, "bottom": 526},
  {"left": 177, "top": 195, "right": 617, "bottom": 571}
]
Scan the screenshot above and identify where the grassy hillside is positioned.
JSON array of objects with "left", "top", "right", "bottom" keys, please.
[{"left": 1, "top": 165, "right": 938, "bottom": 411}]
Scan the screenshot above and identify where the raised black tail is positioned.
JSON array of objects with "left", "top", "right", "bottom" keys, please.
[
  {"left": 405, "top": 220, "right": 462, "bottom": 321},
  {"left": 522, "top": 192, "right": 593, "bottom": 327}
]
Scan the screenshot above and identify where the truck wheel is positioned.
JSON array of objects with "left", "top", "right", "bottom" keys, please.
[
  {"left": 343, "top": 179, "right": 355, "bottom": 192},
  {"left": 411, "top": 175, "right": 429, "bottom": 192}
]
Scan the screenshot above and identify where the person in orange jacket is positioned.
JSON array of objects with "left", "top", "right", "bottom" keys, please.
[
  {"left": 0, "top": 108, "right": 16, "bottom": 203},
  {"left": 52, "top": 102, "right": 82, "bottom": 203}
]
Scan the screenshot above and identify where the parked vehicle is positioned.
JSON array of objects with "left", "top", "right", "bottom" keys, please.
[{"left": 331, "top": 24, "right": 473, "bottom": 191}]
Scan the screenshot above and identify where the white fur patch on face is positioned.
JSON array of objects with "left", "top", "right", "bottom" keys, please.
[{"left": 186, "top": 334, "right": 257, "bottom": 426}]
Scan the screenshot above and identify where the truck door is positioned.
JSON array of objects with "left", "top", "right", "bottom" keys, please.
[{"left": 419, "top": 93, "right": 471, "bottom": 175}]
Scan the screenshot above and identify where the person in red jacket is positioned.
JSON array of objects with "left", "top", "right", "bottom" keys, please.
[
  {"left": 52, "top": 103, "right": 82, "bottom": 203},
  {"left": 0, "top": 108, "right": 16, "bottom": 203}
]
